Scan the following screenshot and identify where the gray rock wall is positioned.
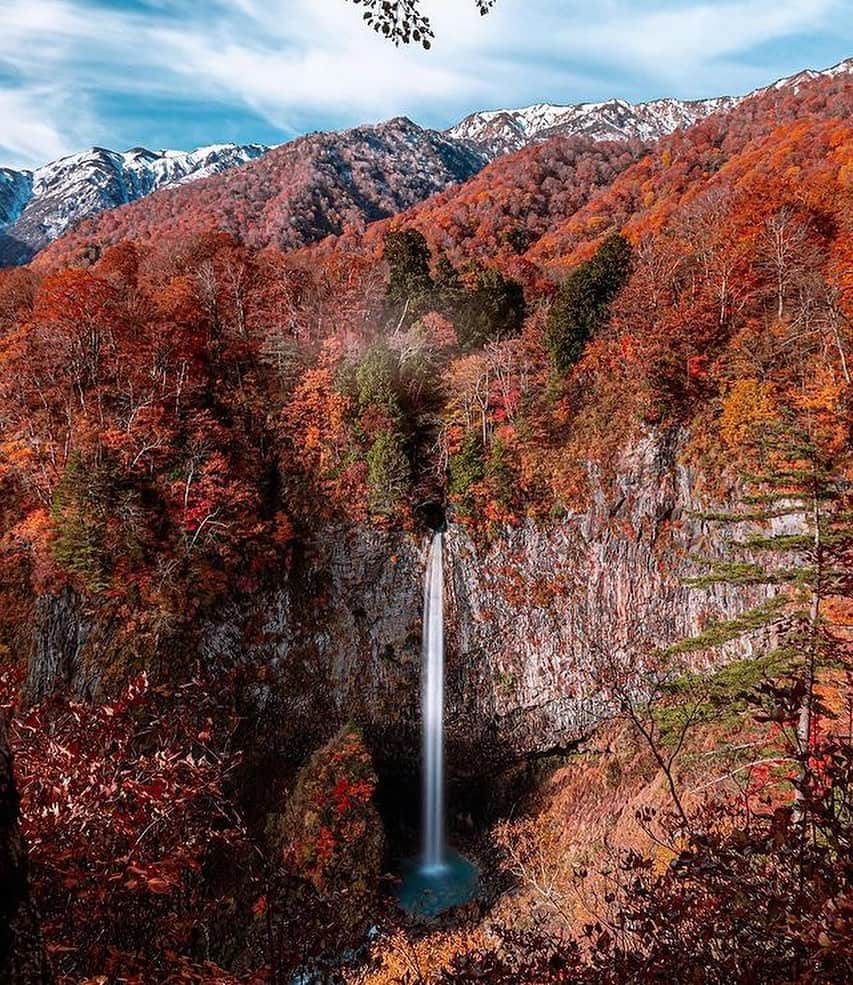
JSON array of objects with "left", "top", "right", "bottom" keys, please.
[{"left": 24, "top": 432, "right": 772, "bottom": 768}]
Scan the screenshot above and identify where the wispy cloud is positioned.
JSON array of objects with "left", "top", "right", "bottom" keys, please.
[
  {"left": 563, "top": 0, "right": 841, "bottom": 87},
  {"left": 0, "top": 0, "right": 848, "bottom": 168},
  {"left": 0, "top": 84, "right": 98, "bottom": 168}
]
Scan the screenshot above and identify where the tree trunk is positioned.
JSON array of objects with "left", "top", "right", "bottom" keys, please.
[{"left": 795, "top": 490, "right": 821, "bottom": 812}]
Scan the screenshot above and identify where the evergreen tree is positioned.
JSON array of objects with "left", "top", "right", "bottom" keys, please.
[
  {"left": 484, "top": 436, "right": 514, "bottom": 511},
  {"left": 383, "top": 228, "right": 434, "bottom": 324},
  {"left": 354, "top": 344, "right": 400, "bottom": 419},
  {"left": 545, "top": 233, "right": 632, "bottom": 373},
  {"left": 366, "top": 430, "right": 410, "bottom": 517},
  {"left": 347, "top": 344, "right": 413, "bottom": 518},
  {"left": 453, "top": 266, "right": 526, "bottom": 351},
  {"left": 505, "top": 226, "right": 535, "bottom": 256},
  {"left": 433, "top": 255, "right": 463, "bottom": 308},
  {"left": 448, "top": 432, "right": 485, "bottom": 517},
  {"left": 682, "top": 414, "right": 853, "bottom": 805},
  {"left": 50, "top": 451, "right": 110, "bottom": 593}
]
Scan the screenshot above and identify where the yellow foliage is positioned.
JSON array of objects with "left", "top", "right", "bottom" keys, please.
[
  {"left": 349, "top": 926, "right": 491, "bottom": 985},
  {"left": 12, "top": 508, "right": 52, "bottom": 548},
  {"left": 719, "top": 378, "right": 779, "bottom": 450},
  {"left": 791, "top": 365, "right": 849, "bottom": 459}
]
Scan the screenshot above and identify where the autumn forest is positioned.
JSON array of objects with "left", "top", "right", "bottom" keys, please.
[{"left": 0, "top": 24, "right": 852, "bottom": 985}]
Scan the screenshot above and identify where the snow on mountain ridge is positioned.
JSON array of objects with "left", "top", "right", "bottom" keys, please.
[
  {"left": 28, "top": 142, "right": 270, "bottom": 199},
  {"left": 0, "top": 142, "right": 269, "bottom": 266},
  {"left": 448, "top": 56, "right": 852, "bottom": 157},
  {"left": 446, "top": 94, "right": 739, "bottom": 157},
  {"left": 766, "top": 57, "right": 853, "bottom": 90}
]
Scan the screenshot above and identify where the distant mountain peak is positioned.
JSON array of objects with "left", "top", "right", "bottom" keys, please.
[
  {"left": 0, "top": 142, "right": 270, "bottom": 266},
  {"left": 446, "top": 56, "right": 852, "bottom": 157}
]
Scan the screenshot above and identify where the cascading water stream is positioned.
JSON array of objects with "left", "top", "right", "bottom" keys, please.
[
  {"left": 398, "top": 526, "right": 478, "bottom": 916},
  {"left": 422, "top": 531, "right": 445, "bottom": 871}
]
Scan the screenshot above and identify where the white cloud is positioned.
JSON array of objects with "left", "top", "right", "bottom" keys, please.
[
  {"left": 560, "top": 0, "right": 841, "bottom": 86},
  {"left": 0, "top": 85, "right": 98, "bottom": 169},
  {"left": 0, "top": 0, "right": 848, "bottom": 168}
]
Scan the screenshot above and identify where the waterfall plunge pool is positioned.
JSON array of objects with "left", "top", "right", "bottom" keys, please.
[{"left": 397, "top": 849, "right": 480, "bottom": 917}]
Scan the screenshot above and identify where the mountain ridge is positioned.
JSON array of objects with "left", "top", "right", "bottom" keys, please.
[
  {"left": 3, "top": 56, "right": 850, "bottom": 267},
  {"left": 34, "top": 116, "right": 486, "bottom": 269},
  {"left": 0, "top": 142, "right": 270, "bottom": 265},
  {"left": 446, "top": 56, "right": 853, "bottom": 156}
]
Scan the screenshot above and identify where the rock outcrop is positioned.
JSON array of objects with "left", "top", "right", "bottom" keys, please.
[
  {"left": 23, "top": 432, "right": 771, "bottom": 773},
  {"left": 26, "top": 588, "right": 97, "bottom": 702},
  {"left": 443, "top": 432, "right": 770, "bottom": 759}
]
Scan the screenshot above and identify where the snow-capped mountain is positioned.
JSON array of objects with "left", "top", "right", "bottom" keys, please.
[
  {"left": 2, "top": 56, "right": 849, "bottom": 267},
  {"left": 0, "top": 143, "right": 269, "bottom": 265},
  {"left": 37, "top": 117, "right": 486, "bottom": 268},
  {"left": 447, "top": 96, "right": 737, "bottom": 156},
  {"left": 447, "top": 56, "right": 853, "bottom": 157}
]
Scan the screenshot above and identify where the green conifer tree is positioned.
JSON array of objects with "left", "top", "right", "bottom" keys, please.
[
  {"left": 682, "top": 415, "right": 853, "bottom": 805},
  {"left": 545, "top": 233, "right": 632, "bottom": 373},
  {"left": 383, "top": 229, "right": 435, "bottom": 325},
  {"left": 366, "top": 430, "right": 410, "bottom": 518}
]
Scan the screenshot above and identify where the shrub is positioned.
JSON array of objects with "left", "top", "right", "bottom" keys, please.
[{"left": 268, "top": 725, "right": 384, "bottom": 933}]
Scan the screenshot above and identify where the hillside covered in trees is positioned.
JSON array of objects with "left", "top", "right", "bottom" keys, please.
[
  {"left": 0, "top": 65, "right": 851, "bottom": 985},
  {"left": 36, "top": 118, "right": 485, "bottom": 268}
]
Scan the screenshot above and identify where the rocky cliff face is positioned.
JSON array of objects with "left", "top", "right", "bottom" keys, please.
[
  {"left": 444, "top": 433, "right": 772, "bottom": 760},
  {"left": 24, "top": 432, "right": 770, "bottom": 774}
]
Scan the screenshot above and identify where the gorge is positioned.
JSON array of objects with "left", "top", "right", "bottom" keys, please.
[{"left": 0, "top": 51, "right": 849, "bottom": 985}]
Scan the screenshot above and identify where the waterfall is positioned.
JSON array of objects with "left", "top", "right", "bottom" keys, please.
[
  {"left": 422, "top": 531, "right": 446, "bottom": 871},
  {"left": 398, "top": 527, "right": 478, "bottom": 914}
]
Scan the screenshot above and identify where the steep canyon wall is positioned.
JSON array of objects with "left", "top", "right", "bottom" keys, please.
[{"left": 25, "top": 432, "right": 771, "bottom": 772}]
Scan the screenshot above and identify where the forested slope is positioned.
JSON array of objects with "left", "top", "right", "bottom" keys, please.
[{"left": 0, "top": 67, "right": 850, "bottom": 985}]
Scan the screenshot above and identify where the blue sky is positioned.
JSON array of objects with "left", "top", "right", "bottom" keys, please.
[{"left": 1, "top": 0, "right": 851, "bottom": 169}]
